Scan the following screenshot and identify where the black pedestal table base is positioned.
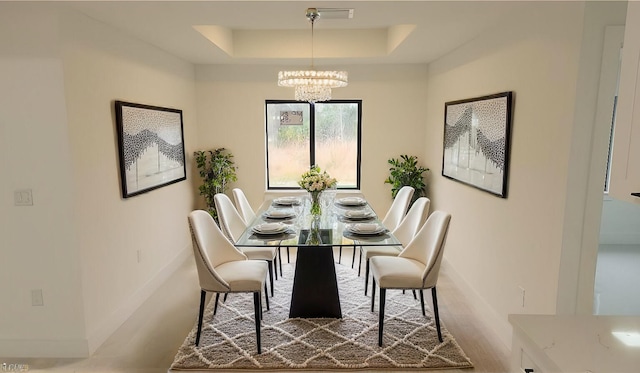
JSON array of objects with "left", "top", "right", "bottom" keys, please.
[{"left": 289, "top": 245, "right": 342, "bottom": 318}]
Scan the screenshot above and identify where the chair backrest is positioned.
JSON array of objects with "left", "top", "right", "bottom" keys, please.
[
  {"left": 392, "top": 197, "right": 431, "bottom": 247},
  {"left": 232, "top": 188, "right": 257, "bottom": 225},
  {"left": 398, "top": 210, "right": 451, "bottom": 288},
  {"left": 214, "top": 193, "right": 248, "bottom": 242},
  {"left": 188, "top": 210, "right": 248, "bottom": 292},
  {"left": 381, "top": 186, "right": 415, "bottom": 231}
]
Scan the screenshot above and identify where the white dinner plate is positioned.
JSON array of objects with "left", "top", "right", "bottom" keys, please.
[
  {"left": 263, "top": 210, "right": 295, "bottom": 219},
  {"left": 273, "top": 197, "right": 301, "bottom": 206},
  {"left": 346, "top": 223, "right": 387, "bottom": 235},
  {"left": 336, "top": 197, "right": 367, "bottom": 206},
  {"left": 252, "top": 222, "right": 288, "bottom": 235}
]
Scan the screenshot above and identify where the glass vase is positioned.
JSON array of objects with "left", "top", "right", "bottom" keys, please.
[
  {"left": 305, "top": 214, "right": 323, "bottom": 245},
  {"left": 310, "top": 191, "right": 322, "bottom": 216}
]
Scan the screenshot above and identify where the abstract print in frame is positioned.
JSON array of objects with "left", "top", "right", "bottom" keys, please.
[
  {"left": 442, "top": 92, "right": 513, "bottom": 198},
  {"left": 115, "top": 101, "right": 186, "bottom": 198}
]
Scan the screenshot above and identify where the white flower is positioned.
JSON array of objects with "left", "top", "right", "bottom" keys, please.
[{"left": 298, "top": 166, "right": 336, "bottom": 192}]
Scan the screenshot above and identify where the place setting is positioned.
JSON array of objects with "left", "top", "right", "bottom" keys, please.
[
  {"left": 334, "top": 196, "right": 367, "bottom": 207},
  {"left": 272, "top": 196, "right": 302, "bottom": 206},
  {"left": 342, "top": 222, "right": 389, "bottom": 240},
  {"left": 339, "top": 209, "right": 375, "bottom": 222},
  {"left": 250, "top": 222, "right": 295, "bottom": 240},
  {"left": 262, "top": 208, "right": 297, "bottom": 221}
]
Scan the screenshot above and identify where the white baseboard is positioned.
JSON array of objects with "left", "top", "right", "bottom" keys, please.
[
  {"left": 86, "top": 246, "right": 191, "bottom": 354},
  {"left": 441, "top": 258, "right": 513, "bottom": 352}
]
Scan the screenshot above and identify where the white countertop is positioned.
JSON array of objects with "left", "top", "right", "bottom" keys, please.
[{"left": 509, "top": 314, "right": 640, "bottom": 373}]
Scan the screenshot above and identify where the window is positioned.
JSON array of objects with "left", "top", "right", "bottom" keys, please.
[{"left": 265, "top": 100, "right": 361, "bottom": 189}]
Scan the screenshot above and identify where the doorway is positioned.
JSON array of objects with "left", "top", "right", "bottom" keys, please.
[{"left": 593, "top": 25, "right": 640, "bottom": 315}]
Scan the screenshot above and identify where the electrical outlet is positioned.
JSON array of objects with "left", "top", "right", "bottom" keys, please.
[
  {"left": 14, "top": 189, "right": 33, "bottom": 206},
  {"left": 31, "top": 289, "right": 44, "bottom": 306},
  {"left": 518, "top": 286, "right": 526, "bottom": 308}
]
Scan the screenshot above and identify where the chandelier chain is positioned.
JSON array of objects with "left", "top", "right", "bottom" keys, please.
[{"left": 310, "top": 15, "right": 315, "bottom": 69}]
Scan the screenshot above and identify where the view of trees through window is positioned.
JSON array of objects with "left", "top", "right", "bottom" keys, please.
[{"left": 265, "top": 100, "right": 361, "bottom": 189}]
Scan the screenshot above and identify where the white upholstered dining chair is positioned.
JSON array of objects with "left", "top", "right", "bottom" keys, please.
[
  {"left": 233, "top": 188, "right": 285, "bottom": 276},
  {"left": 232, "top": 188, "right": 257, "bottom": 225},
  {"left": 381, "top": 186, "right": 415, "bottom": 232},
  {"left": 351, "top": 186, "right": 415, "bottom": 271},
  {"left": 362, "top": 197, "right": 430, "bottom": 295},
  {"left": 370, "top": 210, "right": 451, "bottom": 346},
  {"left": 215, "top": 193, "right": 278, "bottom": 296},
  {"left": 188, "top": 210, "right": 269, "bottom": 353}
]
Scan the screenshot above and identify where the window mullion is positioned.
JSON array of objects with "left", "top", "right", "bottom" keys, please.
[{"left": 309, "top": 103, "right": 316, "bottom": 167}]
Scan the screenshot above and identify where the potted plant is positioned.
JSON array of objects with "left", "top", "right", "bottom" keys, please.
[
  {"left": 384, "top": 154, "right": 429, "bottom": 207},
  {"left": 194, "top": 148, "right": 237, "bottom": 222}
]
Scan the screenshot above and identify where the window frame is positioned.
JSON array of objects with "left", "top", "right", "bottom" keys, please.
[{"left": 265, "top": 99, "right": 362, "bottom": 190}]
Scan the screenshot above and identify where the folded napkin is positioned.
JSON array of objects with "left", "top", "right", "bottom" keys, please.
[
  {"left": 339, "top": 197, "right": 365, "bottom": 204},
  {"left": 352, "top": 223, "right": 380, "bottom": 232},
  {"left": 255, "top": 222, "right": 285, "bottom": 232},
  {"left": 346, "top": 210, "right": 370, "bottom": 218},
  {"left": 274, "top": 197, "right": 300, "bottom": 205},
  {"left": 268, "top": 210, "right": 292, "bottom": 217}
]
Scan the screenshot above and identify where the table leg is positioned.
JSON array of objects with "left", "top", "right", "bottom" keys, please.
[{"left": 289, "top": 246, "right": 342, "bottom": 318}]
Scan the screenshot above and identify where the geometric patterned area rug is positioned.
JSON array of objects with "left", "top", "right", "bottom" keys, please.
[{"left": 170, "top": 261, "right": 473, "bottom": 371}]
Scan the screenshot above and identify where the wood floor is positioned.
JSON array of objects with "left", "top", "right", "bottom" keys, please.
[{"left": 11, "top": 247, "right": 510, "bottom": 373}]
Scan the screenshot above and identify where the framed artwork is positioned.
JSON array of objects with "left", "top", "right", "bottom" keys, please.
[
  {"left": 442, "top": 92, "right": 513, "bottom": 198},
  {"left": 114, "top": 101, "right": 186, "bottom": 198}
]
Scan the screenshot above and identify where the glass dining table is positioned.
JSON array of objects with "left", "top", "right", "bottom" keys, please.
[{"left": 235, "top": 193, "right": 401, "bottom": 319}]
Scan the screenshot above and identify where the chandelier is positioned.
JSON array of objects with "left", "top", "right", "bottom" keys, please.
[{"left": 277, "top": 8, "right": 348, "bottom": 103}]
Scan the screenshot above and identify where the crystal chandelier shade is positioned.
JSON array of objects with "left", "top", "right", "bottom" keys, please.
[
  {"left": 295, "top": 85, "right": 331, "bottom": 103},
  {"left": 277, "top": 8, "right": 348, "bottom": 103}
]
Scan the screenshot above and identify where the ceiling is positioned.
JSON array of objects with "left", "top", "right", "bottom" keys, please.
[{"left": 60, "top": 1, "right": 535, "bottom": 66}]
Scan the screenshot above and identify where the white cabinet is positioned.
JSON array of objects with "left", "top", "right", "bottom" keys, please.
[
  {"left": 510, "top": 337, "right": 549, "bottom": 373},
  {"left": 509, "top": 315, "right": 640, "bottom": 373},
  {"left": 610, "top": 1, "right": 640, "bottom": 204}
]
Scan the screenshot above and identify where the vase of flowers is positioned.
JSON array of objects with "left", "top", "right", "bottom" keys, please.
[{"left": 298, "top": 165, "right": 337, "bottom": 217}]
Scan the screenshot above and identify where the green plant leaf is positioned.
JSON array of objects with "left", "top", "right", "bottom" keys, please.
[
  {"left": 384, "top": 154, "right": 429, "bottom": 206},
  {"left": 193, "top": 147, "right": 238, "bottom": 224}
]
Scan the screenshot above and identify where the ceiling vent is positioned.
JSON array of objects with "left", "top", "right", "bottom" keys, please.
[{"left": 317, "top": 8, "right": 354, "bottom": 20}]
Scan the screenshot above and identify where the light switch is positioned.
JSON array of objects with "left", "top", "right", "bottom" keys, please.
[
  {"left": 31, "top": 289, "right": 43, "bottom": 306},
  {"left": 14, "top": 189, "right": 33, "bottom": 206}
]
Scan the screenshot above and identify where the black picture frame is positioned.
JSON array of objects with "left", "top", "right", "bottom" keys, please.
[
  {"left": 114, "top": 101, "right": 186, "bottom": 198},
  {"left": 442, "top": 92, "right": 514, "bottom": 198}
]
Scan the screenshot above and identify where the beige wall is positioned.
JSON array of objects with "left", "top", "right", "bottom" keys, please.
[
  {"left": 60, "top": 11, "right": 198, "bottom": 354},
  {"left": 0, "top": 8, "right": 87, "bottom": 357},
  {"left": 0, "top": 59, "right": 87, "bottom": 356},
  {"left": 0, "top": 5, "right": 198, "bottom": 357},
  {"left": 424, "top": 1, "right": 627, "bottom": 348},
  {"left": 194, "top": 64, "right": 429, "bottom": 215},
  {"left": 424, "top": 2, "right": 585, "bottom": 348}
]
